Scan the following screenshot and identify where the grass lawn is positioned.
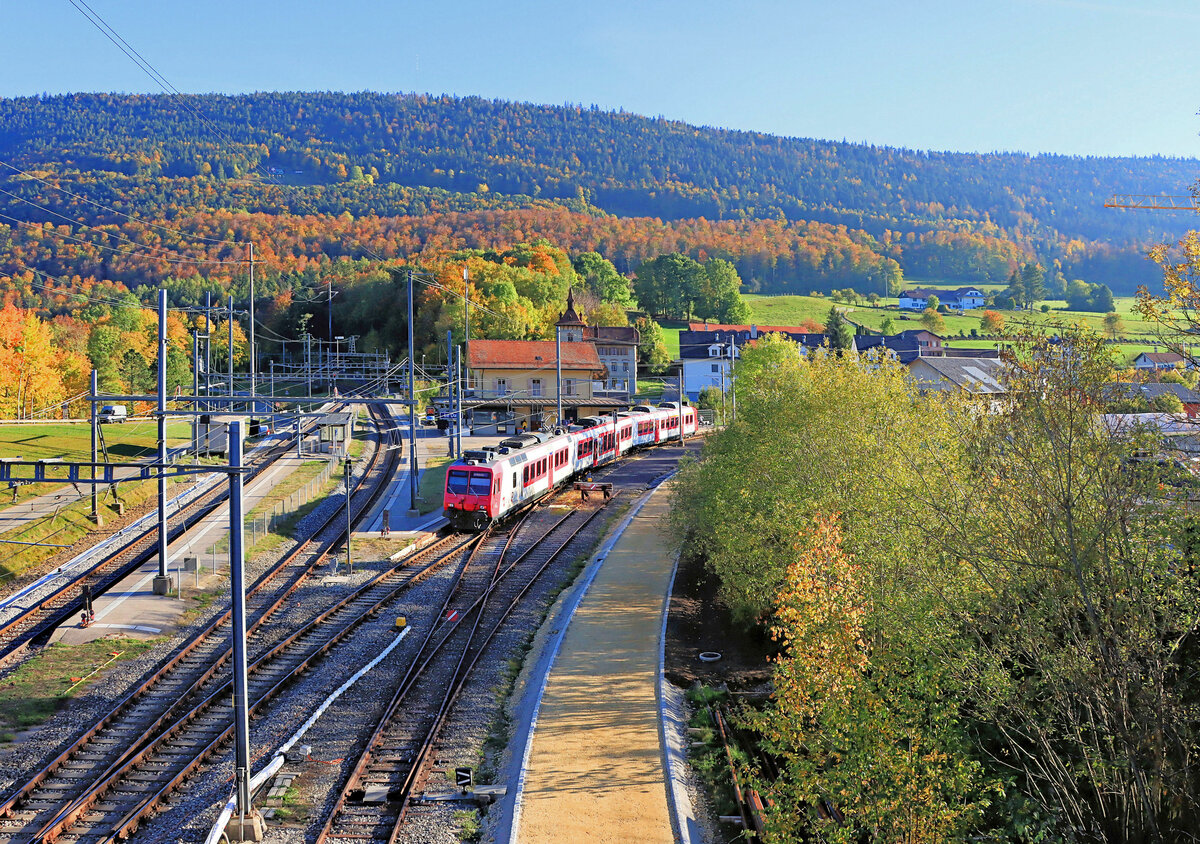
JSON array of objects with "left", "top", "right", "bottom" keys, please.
[
  {"left": 0, "top": 419, "right": 190, "bottom": 462},
  {"left": 0, "top": 637, "right": 160, "bottom": 739},
  {"left": 744, "top": 292, "right": 1166, "bottom": 365}
]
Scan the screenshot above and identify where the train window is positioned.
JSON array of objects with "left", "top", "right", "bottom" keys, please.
[
  {"left": 468, "top": 473, "right": 492, "bottom": 495},
  {"left": 512, "top": 472, "right": 517, "bottom": 488},
  {"left": 447, "top": 470, "right": 471, "bottom": 495}
]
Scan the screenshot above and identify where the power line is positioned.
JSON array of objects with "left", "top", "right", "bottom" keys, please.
[
  {"left": 0, "top": 211, "right": 248, "bottom": 268},
  {"left": 0, "top": 160, "right": 242, "bottom": 245},
  {"left": 0, "top": 189, "right": 244, "bottom": 266}
]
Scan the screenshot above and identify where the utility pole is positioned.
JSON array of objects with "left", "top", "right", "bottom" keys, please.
[
  {"left": 447, "top": 330, "right": 456, "bottom": 458},
  {"left": 555, "top": 324, "right": 563, "bottom": 429},
  {"left": 678, "top": 369, "right": 686, "bottom": 444},
  {"left": 204, "top": 291, "right": 212, "bottom": 412},
  {"left": 343, "top": 456, "right": 353, "bottom": 572},
  {"left": 305, "top": 333, "right": 312, "bottom": 397},
  {"left": 327, "top": 279, "right": 334, "bottom": 394},
  {"left": 226, "top": 420, "right": 258, "bottom": 836},
  {"left": 463, "top": 266, "right": 469, "bottom": 347},
  {"left": 248, "top": 243, "right": 256, "bottom": 409},
  {"left": 153, "top": 289, "right": 171, "bottom": 595},
  {"left": 90, "top": 369, "right": 99, "bottom": 525},
  {"left": 227, "top": 296, "right": 234, "bottom": 410},
  {"left": 455, "top": 347, "right": 463, "bottom": 455},
  {"left": 192, "top": 331, "right": 199, "bottom": 458},
  {"left": 406, "top": 270, "right": 418, "bottom": 513}
]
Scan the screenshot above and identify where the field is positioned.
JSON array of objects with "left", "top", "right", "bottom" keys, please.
[
  {"left": 0, "top": 420, "right": 191, "bottom": 462},
  {"left": 743, "top": 288, "right": 1174, "bottom": 365}
]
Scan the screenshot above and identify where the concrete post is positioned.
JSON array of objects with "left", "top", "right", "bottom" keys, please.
[
  {"left": 407, "top": 269, "right": 418, "bottom": 514},
  {"left": 153, "top": 289, "right": 171, "bottom": 594},
  {"left": 90, "top": 369, "right": 99, "bottom": 525}
]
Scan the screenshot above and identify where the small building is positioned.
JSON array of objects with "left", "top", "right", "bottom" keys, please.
[
  {"left": 1133, "top": 351, "right": 1189, "bottom": 371},
  {"left": 315, "top": 411, "right": 353, "bottom": 456},
  {"left": 193, "top": 414, "right": 249, "bottom": 457},
  {"left": 464, "top": 338, "right": 625, "bottom": 434},
  {"left": 1102, "top": 413, "right": 1200, "bottom": 454},
  {"left": 675, "top": 323, "right": 829, "bottom": 400},
  {"left": 855, "top": 329, "right": 946, "bottom": 363}
]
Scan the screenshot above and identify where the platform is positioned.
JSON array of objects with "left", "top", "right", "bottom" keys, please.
[
  {"left": 507, "top": 484, "right": 685, "bottom": 844},
  {"left": 49, "top": 452, "right": 319, "bottom": 645}
]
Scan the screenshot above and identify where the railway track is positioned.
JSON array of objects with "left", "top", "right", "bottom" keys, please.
[
  {"left": 0, "top": 425, "right": 321, "bottom": 663},
  {"left": 317, "top": 497, "right": 613, "bottom": 844},
  {"left": 0, "top": 404, "right": 422, "bottom": 843}
]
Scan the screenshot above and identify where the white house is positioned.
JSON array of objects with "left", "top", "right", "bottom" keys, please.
[
  {"left": 678, "top": 341, "right": 740, "bottom": 398},
  {"left": 898, "top": 287, "right": 986, "bottom": 311},
  {"left": 1132, "top": 351, "right": 1189, "bottom": 371}
]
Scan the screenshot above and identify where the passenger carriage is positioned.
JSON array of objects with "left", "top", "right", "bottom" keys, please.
[{"left": 443, "top": 402, "right": 699, "bottom": 530}]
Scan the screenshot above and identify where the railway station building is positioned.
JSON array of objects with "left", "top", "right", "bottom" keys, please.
[{"left": 463, "top": 339, "right": 628, "bottom": 435}]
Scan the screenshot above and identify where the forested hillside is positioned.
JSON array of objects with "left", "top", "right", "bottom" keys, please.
[{"left": 0, "top": 91, "right": 1194, "bottom": 300}]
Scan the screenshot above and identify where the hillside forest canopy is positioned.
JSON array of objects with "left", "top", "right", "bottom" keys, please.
[{"left": 0, "top": 91, "right": 1194, "bottom": 319}]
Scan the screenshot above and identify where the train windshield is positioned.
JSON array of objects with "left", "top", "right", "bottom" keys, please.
[
  {"left": 447, "top": 469, "right": 471, "bottom": 495},
  {"left": 468, "top": 472, "right": 492, "bottom": 495}
]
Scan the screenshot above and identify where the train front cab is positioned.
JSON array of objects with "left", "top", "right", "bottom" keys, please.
[{"left": 444, "top": 465, "right": 499, "bottom": 530}]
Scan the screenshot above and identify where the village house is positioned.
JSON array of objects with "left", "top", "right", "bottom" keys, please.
[
  {"left": 898, "top": 287, "right": 987, "bottom": 311},
  {"left": 1105, "top": 382, "right": 1200, "bottom": 418},
  {"left": 1132, "top": 351, "right": 1190, "bottom": 371},
  {"left": 907, "top": 356, "right": 1007, "bottom": 410}
]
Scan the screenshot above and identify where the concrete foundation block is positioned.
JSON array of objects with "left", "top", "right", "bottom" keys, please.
[
  {"left": 225, "top": 812, "right": 266, "bottom": 841},
  {"left": 151, "top": 575, "right": 172, "bottom": 596}
]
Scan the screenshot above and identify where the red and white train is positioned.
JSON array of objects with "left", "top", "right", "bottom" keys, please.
[{"left": 442, "top": 402, "right": 698, "bottom": 530}]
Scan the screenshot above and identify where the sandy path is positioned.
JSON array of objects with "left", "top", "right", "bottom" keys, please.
[{"left": 516, "top": 489, "right": 676, "bottom": 844}]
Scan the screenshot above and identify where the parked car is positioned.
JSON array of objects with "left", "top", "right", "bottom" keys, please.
[{"left": 97, "top": 405, "right": 128, "bottom": 424}]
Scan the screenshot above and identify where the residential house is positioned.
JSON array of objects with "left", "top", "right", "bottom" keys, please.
[
  {"left": 464, "top": 339, "right": 621, "bottom": 434},
  {"left": 898, "top": 287, "right": 987, "bottom": 311},
  {"left": 908, "top": 356, "right": 1007, "bottom": 406},
  {"left": 675, "top": 323, "right": 828, "bottom": 399},
  {"left": 1105, "top": 382, "right": 1200, "bottom": 418},
  {"left": 1102, "top": 413, "right": 1200, "bottom": 455},
  {"left": 1132, "top": 351, "right": 1189, "bottom": 371},
  {"left": 854, "top": 329, "right": 947, "bottom": 363}
]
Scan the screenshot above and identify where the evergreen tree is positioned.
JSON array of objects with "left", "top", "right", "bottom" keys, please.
[
  {"left": 825, "top": 307, "right": 854, "bottom": 351},
  {"left": 1020, "top": 263, "right": 1046, "bottom": 310}
]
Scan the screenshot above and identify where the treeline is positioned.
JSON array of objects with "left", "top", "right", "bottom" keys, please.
[
  {"left": 0, "top": 91, "right": 1194, "bottom": 294},
  {"left": 0, "top": 206, "right": 992, "bottom": 308},
  {"left": 673, "top": 332, "right": 1200, "bottom": 841},
  {"left": 0, "top": 299, "right": 198, "bottom": 418}
]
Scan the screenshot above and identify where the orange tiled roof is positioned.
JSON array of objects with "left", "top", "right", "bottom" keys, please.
[{"left": 467, "top": 340, "right": 604, "bottom": 373}]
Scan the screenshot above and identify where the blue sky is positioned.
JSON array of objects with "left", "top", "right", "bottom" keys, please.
[{"left": 7, "top": 0, "right": 1200, "bottom": 158}]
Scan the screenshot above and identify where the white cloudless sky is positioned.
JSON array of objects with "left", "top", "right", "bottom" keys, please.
[{"left": 6, "top": 0, "right": 1200, "bottom": 158}]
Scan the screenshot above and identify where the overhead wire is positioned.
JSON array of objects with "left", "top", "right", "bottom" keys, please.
[
  {"left": 0, "top": 210, "right": 248, "bottom": 269},
  {"left": 0, "top": 189, "right": 245, "bottom": 265},
  {"left": 0, "top": 159, "right": 242, "bottom": 246},
  {"left": 60, "top": 0, "right": 519, "bottom": 366}
]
